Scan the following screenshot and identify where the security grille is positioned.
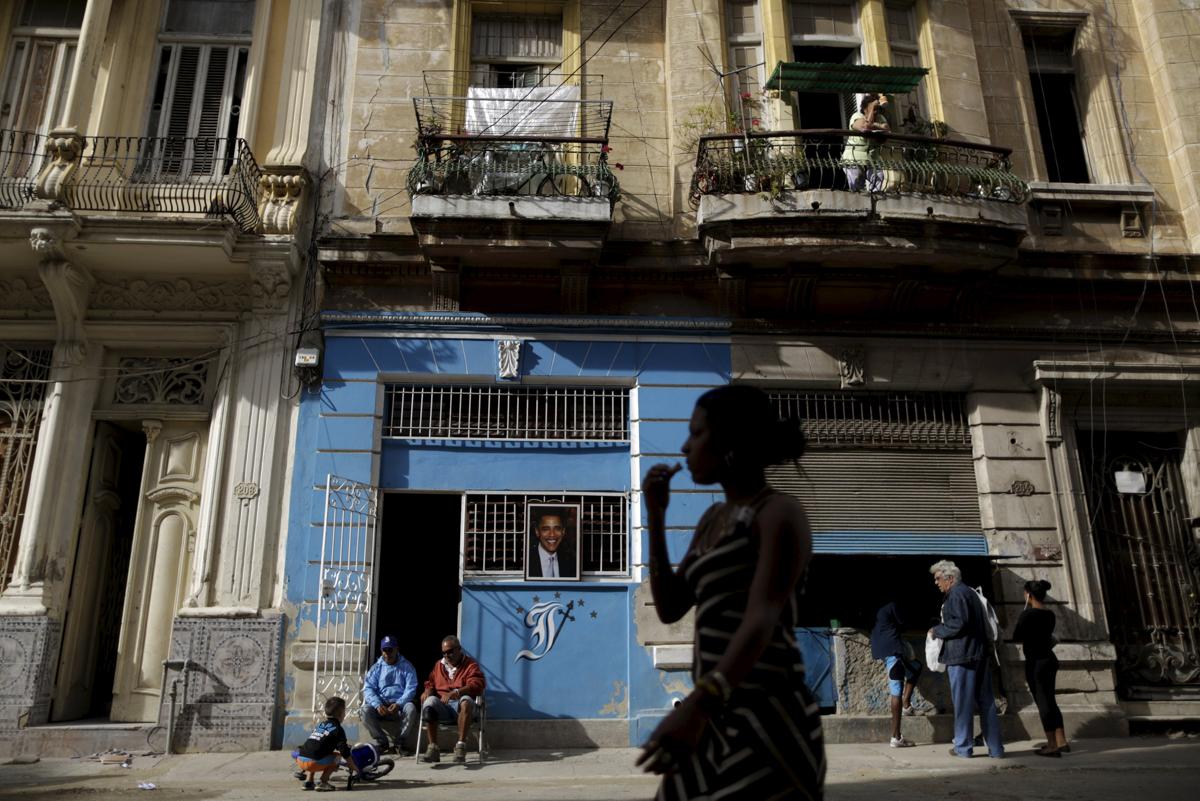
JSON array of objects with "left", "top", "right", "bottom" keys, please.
[
  {"left": 768, "top": 390, "right": 971, "bottom": 449},
  {"left": 0, "top": 347, "right": 52, "bottom": 593},
  {"left": 384, "top": 385, "right": 629, "bottom": 442},
  {"left": 465, "top": 492, "right": 627, "bottom": 575}
]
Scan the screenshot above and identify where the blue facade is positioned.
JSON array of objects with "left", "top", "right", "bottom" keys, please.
[{"left": 281, "top": 326, "right": 732, "bottom": 746}]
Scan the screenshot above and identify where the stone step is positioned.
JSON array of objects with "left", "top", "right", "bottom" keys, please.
[{"left": 2, "top": 721, "right": 163, "bottom": 760}]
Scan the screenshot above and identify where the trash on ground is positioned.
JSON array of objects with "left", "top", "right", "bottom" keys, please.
[{"left": 137, "top": 782, "right": 157, "bottom": 790}]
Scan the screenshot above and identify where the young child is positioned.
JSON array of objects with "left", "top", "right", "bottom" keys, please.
[{"left": 295, "top": 697, "right": 358, "bottom": 791}]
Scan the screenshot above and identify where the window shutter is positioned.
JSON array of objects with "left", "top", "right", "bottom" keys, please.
[{"left": 148, "top": 44, "right": 247, "bottom": 178}]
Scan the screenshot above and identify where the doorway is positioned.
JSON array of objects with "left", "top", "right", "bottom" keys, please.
[
  {"left": 52, "top": 421, "right": 146, "bottom": 721},
  {"left": 1079, "top": 430, "right": 1200, "bottom": 695},
  {"left": 376, "top": 493, "right": 463, "bottom": 682}
]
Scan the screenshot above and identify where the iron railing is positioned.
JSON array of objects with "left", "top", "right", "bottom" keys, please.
[
  {"left": 691, "top": 129, "right": 1028, "bottom": 209},
  {"left": 768, "top": 390, "right": 972, "bottom": 450},
  {"left": 0, "top": 131, "right": 263, "bottom": 232},
  {"left": 408, "top": 136, "right": 619, "bottom": 201}
]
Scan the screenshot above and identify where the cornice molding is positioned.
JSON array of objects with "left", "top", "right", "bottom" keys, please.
[{"left": 321, "top": 310, "right": 732, "bottom": 333}]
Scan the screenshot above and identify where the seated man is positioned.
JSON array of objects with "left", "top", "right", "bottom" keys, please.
[
  {"left": 362, "top": 635, "right": 419, "bottom": 755},
  {"left": 420, "top": 635, "right": 486, "bottom": 764}
]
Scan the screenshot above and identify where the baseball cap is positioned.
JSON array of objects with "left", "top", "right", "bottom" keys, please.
[{"left": 380, "top": 635, "right": 398, "bottom": 651}]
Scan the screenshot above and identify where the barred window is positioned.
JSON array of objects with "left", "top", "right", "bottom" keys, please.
[
  {"left": 383, "top": 384, "right": 629, "bottom": 442},
  {"left": 768, "top": 390, "right": 971, "bottom": 449},
  {"left": 465, "top": 493, "right": 627, "bottom": 575}
]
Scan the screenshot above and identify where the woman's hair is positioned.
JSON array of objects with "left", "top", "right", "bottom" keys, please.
[
  {"left": 859, "top": 92, "right": 879, "bottom": 112},
  {"left": 1024, "top": 579, "right": 1052, "bottom": 602},
  {"left": 929, "top": 560, "right": 961, "bottom": 583},
  {"left": 324, "top": 696, "right": 346, "bottom": 717},
  {"left": 695, "top": 385, "right": 806, "bottom": 470}
]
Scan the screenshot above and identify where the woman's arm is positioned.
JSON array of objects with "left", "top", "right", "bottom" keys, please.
[{"left": 643, "top": 463, "right": 695, "bottom": 623}]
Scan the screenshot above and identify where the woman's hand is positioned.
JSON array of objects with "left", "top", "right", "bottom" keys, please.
[
  {"left": 643, "top": 463, "right": 681, "bottom": 519},
  {"left": 636, "top": 694, "right": 711, "bottom": 775}
]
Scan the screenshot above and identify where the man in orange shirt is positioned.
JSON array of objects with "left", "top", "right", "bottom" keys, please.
[{"left": 420, "top": 635, "right": 487, "bottom": 763}]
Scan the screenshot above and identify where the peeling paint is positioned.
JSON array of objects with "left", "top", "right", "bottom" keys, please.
[{"left": 599, "top": 680, "right": 628, "bottom": 717}]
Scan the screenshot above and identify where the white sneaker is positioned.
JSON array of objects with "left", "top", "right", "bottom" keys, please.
[{"left": 890, "top": 736, "right": 916, "bottom": 748}]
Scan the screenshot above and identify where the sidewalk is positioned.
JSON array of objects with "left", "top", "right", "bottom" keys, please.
[{"left": 3, "top": 737, "right": 1199, "bottom": 800}]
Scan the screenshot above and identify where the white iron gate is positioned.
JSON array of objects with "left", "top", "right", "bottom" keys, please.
[{"left": 312, "top": 475, "right": 378, "bottom": 718}]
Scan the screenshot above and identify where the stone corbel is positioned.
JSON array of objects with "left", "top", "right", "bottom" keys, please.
[
  {"left": 33, "top": 129, "right": 85, "bottom": 203},
  {"left": 32, "top": 227, "right": 93, "bottom": 365},
  {"left": 258, "top": 166, "right": 310, "bottom": 235}
]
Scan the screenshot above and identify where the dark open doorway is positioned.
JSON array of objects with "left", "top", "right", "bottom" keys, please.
[
  {"left": 52, "top": 421, "right": 146, "bottom": 721},
  {"left": 376, "top": 493, "right": 463, "bottom": 683}
]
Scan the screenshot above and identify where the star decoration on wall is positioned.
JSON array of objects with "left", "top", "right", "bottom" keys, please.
[
  {"left": 590, "top": 611, "right": 598, "bottom": 619},
  {"left": 532, "top": 595, "right": 540, "bottom": 603},
  {"left": 577, "top": 599, "right": 586, "bottom": 607},
  {"left": 515, "top": 606, "right": 525, "bottom": 614},
  {"left": 554, "top": 591, "right": 561, "bottom": 599}
]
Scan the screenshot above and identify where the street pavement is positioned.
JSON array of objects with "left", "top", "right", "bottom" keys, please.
[{"left": 2, "top": 737, "right": 1199, "bottom": 800}]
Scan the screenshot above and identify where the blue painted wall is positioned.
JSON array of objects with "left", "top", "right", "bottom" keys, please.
[{"left": 282, "top": 331, "right": 731, "bottom": 746}]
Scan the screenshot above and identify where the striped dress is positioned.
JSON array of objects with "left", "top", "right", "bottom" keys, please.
[{"left": 657, "top": 499, "right": 826, "bottom": 801}]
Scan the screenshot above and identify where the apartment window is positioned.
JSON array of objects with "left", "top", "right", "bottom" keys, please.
[
  {"left": 884, "top": 1, "right": 925, "bottom": 127},
  {"left": 145, "top": 0, "right": 255, "bottom": 178},
  {"left": 725, "top": 0, "right": 765, "bottom": 129},
  {"left": 1024, "top": 32, "right": 1089, "bottom": 183},
  {"left": 465, "top": 492, "right": 628, "bottom": 575},
  {"left": 0, "top": 0, "right": 84, "bottom": 133},
  {"left": 469, "top": 14, "right": 563, "bottom": 88},
  {"left": 788, "top": 0, "right": 860, "bottom": 128}
]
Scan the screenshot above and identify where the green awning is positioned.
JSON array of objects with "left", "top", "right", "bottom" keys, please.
[{"left": 765, "top": 62, "right": 929, "bottom": 93}]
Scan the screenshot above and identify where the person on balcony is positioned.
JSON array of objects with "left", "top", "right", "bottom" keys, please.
[{"left": 843, "top": 92, "right": 891, "bottom": 192}]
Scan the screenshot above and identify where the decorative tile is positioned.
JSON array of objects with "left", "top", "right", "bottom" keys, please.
[
  {"left": 159, "top": 615, "right": 283, "bottom": 752},
  {"left": 0, "top": 617, "right": 61, "bottom": 730}
]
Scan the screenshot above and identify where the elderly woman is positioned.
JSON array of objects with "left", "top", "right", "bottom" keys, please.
[
  {"left": 637, "top": 385, "right": 824, "bottom": 800},
  {"left": 842, "top": 92, "right": 891, "bottom": 192}
]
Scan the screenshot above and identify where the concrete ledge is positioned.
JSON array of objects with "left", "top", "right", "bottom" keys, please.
[
  {"left": 822, "top": 709, "right": 1128, "bottom": 744},
  {"left": 875, "top": 195, "right": 1027, "bottom": 229},
  {"left": 1027, "top": 182, "right": 1155, "bottom": 206},
  {"left": 651, "top": 645, "right": 690, "bottom": 670},
  {"left": 697, "top": 189, "right": 871, "bottom": 226},
  {"left": 999, "top": 642, "right": 1117, "bottom": 663},
  {"left": 412, "top": 194, "right": 612, "bottom": 222}
]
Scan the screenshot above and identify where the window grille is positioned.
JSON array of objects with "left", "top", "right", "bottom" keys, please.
[
  {"left": 470, "top": 13, "right": 562, "bottom": 88},
  {"left": 0, "top": 347, "right": 52, "bottom": 594},
  {"left": 768, "top": 390, "right": 972, "bottom": 449},
  {"left": 383, "top": 384, "right": 629, "bottom": 442},
  {"left": 464, "top": 492, "right": 627, "bottom": 575}
]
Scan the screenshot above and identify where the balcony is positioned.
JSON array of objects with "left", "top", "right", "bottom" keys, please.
[
  {"left": 0, "top": 129, "right": 262, "bottom": 233},
  {"left": 692, "top": 129, "right": 1030, "bottom": 271},
  {"left": 407, "top": 74, "right": 617, "bottom": 269}
]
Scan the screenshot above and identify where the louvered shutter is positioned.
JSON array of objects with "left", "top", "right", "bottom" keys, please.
[{"left": 147, "top": 43, "right": 248, "bottom": 178}]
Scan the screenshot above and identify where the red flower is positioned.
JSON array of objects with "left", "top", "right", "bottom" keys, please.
[
  {"left": 614, "top": 162, "right": 624, "bottom": 170},
  {"left": 601, "top": 145, "right": 613, "bottom": 153},
  {"left": 740, "top": 92, "right": 752, "bottom": 100},
  {"left": 751, "top": 118, "right": 762, "bottom": 127}
]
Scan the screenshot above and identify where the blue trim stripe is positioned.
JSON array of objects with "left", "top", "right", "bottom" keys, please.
[{"left": 812, "top": 532, "right": 989, "bottom": 556}]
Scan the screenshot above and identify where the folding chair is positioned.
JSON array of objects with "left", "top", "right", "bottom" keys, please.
[{"left": 414, "top": 694, "right": 487, "bottom": 764}]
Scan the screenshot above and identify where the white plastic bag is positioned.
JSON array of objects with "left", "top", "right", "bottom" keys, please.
[{"left": 925, "top": 632, "right": 946, "bottom": 673}]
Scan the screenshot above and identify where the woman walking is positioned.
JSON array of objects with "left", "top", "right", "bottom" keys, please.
[
  {"left": 1013, "top": 579, "right": 1069, "bottom": 756},
  {"left": 637, "top": 385, "right": 825, "bottom": 800}
]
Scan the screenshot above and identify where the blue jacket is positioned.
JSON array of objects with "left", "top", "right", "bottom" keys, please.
[
  {"left": 932, "top": 582, "right": 986, "bottom": 666},
  {"left": 363, "top": 654, "right": 418, "bottom": 708}
]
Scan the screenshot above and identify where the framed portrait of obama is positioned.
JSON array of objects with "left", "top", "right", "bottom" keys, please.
[{"left": 525, "top": 502, "right": 581, "bottom": 581}]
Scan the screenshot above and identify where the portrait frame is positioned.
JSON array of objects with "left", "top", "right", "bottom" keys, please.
[{"left": 524, "top": 502, "right": 582, "bottom": 581}]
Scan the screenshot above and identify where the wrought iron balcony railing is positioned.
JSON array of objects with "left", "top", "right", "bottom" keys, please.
[
  {"left": 408, "top": 135, "right": 619, "bottom": 201},
  {"left": 691, "top": 129, "right": 1028, "bottom": 210},
  {"left": 0, "top": 130, "right": 263, "bottom": 232}
]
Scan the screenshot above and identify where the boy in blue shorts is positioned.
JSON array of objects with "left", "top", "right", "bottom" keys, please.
[{"left": 871, "top": 600, "right": 924, "bottom": 747}]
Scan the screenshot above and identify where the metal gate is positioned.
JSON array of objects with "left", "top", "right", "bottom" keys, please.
[
  {"left": 313, "top": 475, "right": 379, "bottom": 717},
  {"left": 1082, "top": 433, "right": 1200, "bottom": 692}
]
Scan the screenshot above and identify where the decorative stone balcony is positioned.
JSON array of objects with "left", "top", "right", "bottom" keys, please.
[
  {"left": 692, "top": 129, "right": 1030, "bottom": 270},
  {"left": 407, "top": 76, "right": 618, "bottom": 271},
  {"left": 0, "top": 129, "right": 263, "bottom": 232}
]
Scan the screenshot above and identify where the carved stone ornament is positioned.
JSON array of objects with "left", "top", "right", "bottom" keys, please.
[
  {"left": 0, "top": 278, "right": 52, "bottom": 310},
  {"left": 34, "top": 240, "right": 94, "bottom": 367},
  {"left": 114, "top": 357, "right": 210, "bottom": 406},
  {"left": 249, "top": 261, "right": 292, "bottom": 312},
  {"left": 233, "top": 482, "right": 260, "bottom": 505},
  {"left": 92, "top": 278, "right": 252, "bottom": 312},
  {"left": 33, "top": 129, "right": 85, "bottom": 202},
  {"left": 497, "top": 339, "right": 522, "bottom": 380},
  {"left": 1009, "top": 479, "right": 1036, "bottom": 497},
  {"left": 258, "top": 169, "right": 309, "bottom": 235},
  {"left": 838, "top": 346, "right": 866, "bottom": 388}
]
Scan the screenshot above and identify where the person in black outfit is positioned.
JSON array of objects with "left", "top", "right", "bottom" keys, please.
[
  {"left": 1013, "top": 579, "right": 1069, "bottom": 757},
  {"left": 871, "top": 600, "right": 923, "bottom": 747},
  {"left": 294, "top": 696, "right": 361, "bottom": 791}
]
